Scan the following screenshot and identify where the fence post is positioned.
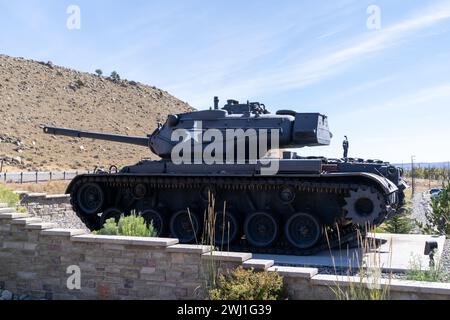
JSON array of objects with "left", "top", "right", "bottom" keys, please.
[
  {"left": 36, "top": 171, "right": 38, "bottom": 184},
  {"left": 63, "top": 171, "right": 66, "bottom": 181},
  {"left": 50, "top": 172, "right": 52, "bottom": 181},
  {"left": 20, "top": 172, "right": 23, "bottom": 184}
]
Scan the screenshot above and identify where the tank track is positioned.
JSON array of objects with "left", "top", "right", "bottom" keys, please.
[{"left": 69, "top": 174, "right": 390, "bottom": 255}]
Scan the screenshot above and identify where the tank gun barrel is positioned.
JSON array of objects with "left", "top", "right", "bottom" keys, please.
[{"left": 43, "top": 126, "right": 150, "bottom": 147}]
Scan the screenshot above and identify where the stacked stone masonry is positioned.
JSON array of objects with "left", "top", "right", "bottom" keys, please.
[
  {"left": 1, "top": 204, "right": 450, "bottom": 300},
  {"left": 18, "top": 192, "right": 73, "bottom": 220}
]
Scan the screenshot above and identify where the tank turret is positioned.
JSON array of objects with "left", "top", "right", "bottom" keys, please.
[{"left": 44, "top": 97, "right": 332, "bottom": 161}]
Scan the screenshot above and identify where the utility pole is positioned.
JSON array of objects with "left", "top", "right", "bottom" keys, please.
[
  {"left": 411, "top": 155, "right": 416, "bottom": 195},
  {"left": 447, "top": 161, "right": 450, "bottom": 183},
  {"left": 428, "top": 163, "right": 431, "bottom": 190}
]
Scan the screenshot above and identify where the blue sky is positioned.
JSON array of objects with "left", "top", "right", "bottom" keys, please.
[{"left": 1, "top": 0, "right": 450, "bottom": 163}]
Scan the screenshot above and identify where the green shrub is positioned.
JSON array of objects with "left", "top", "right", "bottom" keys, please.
[
  {"left": 95, "top": 214, "right": 158, "bottom": 237},
  {"left": 95, "top": 69, "right": 103, "bottom": 77},
  {"left": 383, "top": 211, "right": 415, "bottom": 234},
  {"left": 0, "top": 185, "right": 20, "bottom": 207},
  {"left": 209, "top": 267, "right": 285, "bottom": 300},
  {"left": 110, "top": 71, "right": 121, "bottom": 82},
  {"left": 96, "top": 218, "right": 120, "bottom": 235},
  {"left": 428, "top": 184, "right": 450, "bottom": 236}
]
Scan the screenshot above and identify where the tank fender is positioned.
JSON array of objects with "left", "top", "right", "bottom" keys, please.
[{"left": 325, "top": 172, "right": 398, "bottom": 194}]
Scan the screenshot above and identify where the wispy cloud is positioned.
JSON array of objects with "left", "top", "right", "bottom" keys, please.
[
  {"left": 362, "top": 83, "right": 450, "bottom": 114},
  {"left": 167, "top": 1, "right": 450, "bottom": 107}
]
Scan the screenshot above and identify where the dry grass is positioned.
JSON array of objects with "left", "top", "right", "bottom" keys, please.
[
  {"left": 405, "top": 178, "right": 445, "bottom": 194},
  {"left": 328, "top": 226, "right": 393, "bottom": 300},
  {"left": 0, "top": 181, "right": 69, "bottom": 194}
]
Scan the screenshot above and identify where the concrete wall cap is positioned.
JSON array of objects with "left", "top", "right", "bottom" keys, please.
[
  {"left": 388, "top": 279, "right": 450, "bottom": 295},
  {"left": 311, "top": 274, "right": 450, "bottom": 295},
  {"left": 268, "top": 266, "right": 318, "bottom": 278},
  {"left": 0, "top": 213, "right": 31, "bottom": 220},
  {"left": 243, "top": 259, "right": 274, "bottom": 271},
  {"left": 0, "top": 207, "right": 16, "bottom": 214},
  {"left": 24, "top": 222, "right": 58, "bottom": 230},
  {"left": 71, "top": 234, "right": 179, "bottom": 247},
  {"left": 25, "top": 193, "right": 48, "bottom": 197},
  {"left": 40, "top": 228, "right": 88, "bottom": 237},
  {"left": 202, "top": 251, "right": 252, "bottom": 262},
  {"left": 45, "top": 194, "right": 70, "bottom": 199},
  {"left": 166, "top": 244, "right": 213, "bottom": 254},
  {"left": 11, "top": 217, "right": 42, "bottom": 225}
]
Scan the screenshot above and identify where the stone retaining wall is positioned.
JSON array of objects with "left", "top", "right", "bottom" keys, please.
[
  {"left": 1, "top": 211, "right": 450, "bottom": 300},
  {"left": 17, "top": 192, "right": 73, "bottom": 220}
]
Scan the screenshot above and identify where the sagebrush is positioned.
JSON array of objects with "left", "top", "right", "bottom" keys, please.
[
  {"left": 95, "top": 214, "right": 158, "bottom": 237},
  {"left": 209, "top": 267, "right": 285, "bottom": 300},
  {"left": 0, "top": 185, "right": 20, "bottom": 207}
]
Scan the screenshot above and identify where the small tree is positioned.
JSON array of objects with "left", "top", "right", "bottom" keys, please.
[
  {"left": 110, "top": 71, "right": 121, "bottom": 82},
  {"left": 383, "top": 209, "right": 415, "bottom": 234},
  {"left": 95, "top": 69, "right": 103, "bottom": 77},
  {"left": 426, "top": 183, "right": 450, "bottom": 235}
]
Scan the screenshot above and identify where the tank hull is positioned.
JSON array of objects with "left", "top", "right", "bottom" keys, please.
[{"left": 66, "top": 158, "right": 404, "bottom": 255}]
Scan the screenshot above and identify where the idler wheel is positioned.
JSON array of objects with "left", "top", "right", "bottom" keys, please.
[
  {"left": 170, "top": 210, "right": 201, "bottom": 244},
  {"left": 77, "top": 183, "right": 105, "bottom": 215},
  {"left": 214, "top": 211, "right": 240, "bottom": 246},
  {"left": 100, "top": 207, "right": 122, "bottom": 225},
  {"left": 285, "top": 213, "right": 322, "bottom": 249},
  {"left": 142, "top": 209, "right": 165, "bottom": 236},
  {"left": 244, "top": 212, "right": 279, "bottom": 248}
]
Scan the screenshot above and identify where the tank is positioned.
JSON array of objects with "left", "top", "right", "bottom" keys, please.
[{"left": 43, "top": 97, "right": 407, "bottom": 255}]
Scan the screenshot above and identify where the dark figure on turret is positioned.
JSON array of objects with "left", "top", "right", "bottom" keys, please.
[{"left": 343, "top": 136, "right": 349, "bottom": 159}]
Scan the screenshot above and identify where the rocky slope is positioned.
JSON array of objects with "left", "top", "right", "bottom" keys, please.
[{"left": 0, "top": 55, "right": 193, "bottom": 171}]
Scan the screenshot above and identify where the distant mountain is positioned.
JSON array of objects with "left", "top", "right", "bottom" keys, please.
[{"left": 394, "top": 162, "right": 450, "bottom": 170}]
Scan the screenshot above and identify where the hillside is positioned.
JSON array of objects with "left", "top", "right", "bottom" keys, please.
[{"left": 0, "top": 54, "right": 193, "bottom": 171}]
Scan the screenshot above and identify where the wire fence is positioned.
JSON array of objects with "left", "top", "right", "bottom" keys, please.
[{"left": 1, "top": 171, "right": 90, "bottom": 184}]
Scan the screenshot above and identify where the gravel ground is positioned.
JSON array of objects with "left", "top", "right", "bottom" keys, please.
[
  {"left": 40, "top": 212, "right": 90, "bottom": 232},
  {"left": 315, "top": 266, "right": 407, "bottom": 280},
  {"left": 440, "top": 238, "right": 450, "bottom": 281},
  {"left": 410, "top": 192, "right": 431, "bottom": 233}
]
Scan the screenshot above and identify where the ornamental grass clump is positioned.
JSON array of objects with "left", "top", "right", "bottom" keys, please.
[
  {"left": 328, "top": 226, "right": 392, "bottom": 300},
  {"left": 405, "top": 253, "right": 448, "bottom": 283}
]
